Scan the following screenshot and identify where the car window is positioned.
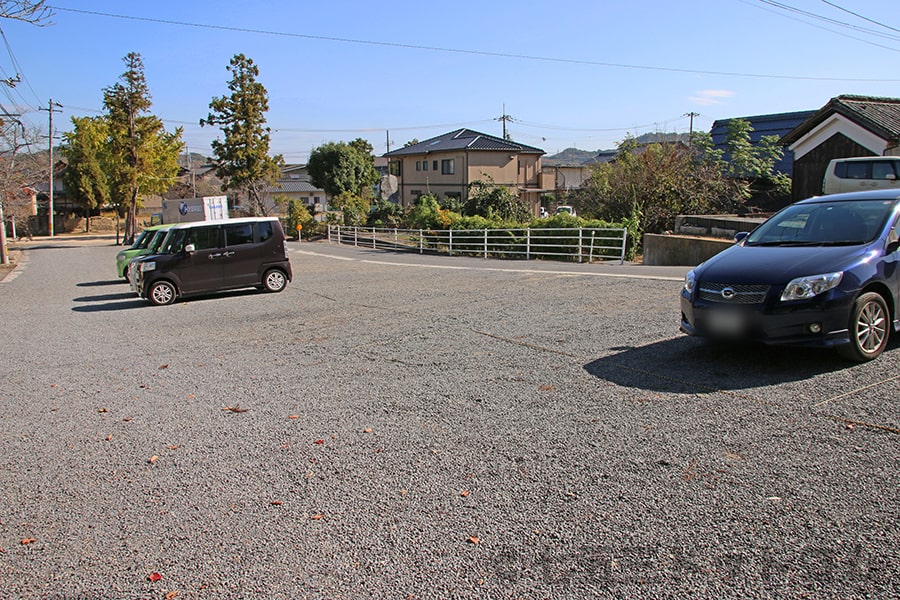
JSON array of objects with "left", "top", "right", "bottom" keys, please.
[
  {"left": 224, "top": 223, "right": 254, "bottom": 246},
  {"left": 872, "top": 161, "right": 897, "bottom": 180},
  {"left": 159, "top": 229, "right": 188, "bottom": 254},
  {"left": 844, "top": 161, "right": 870, "bottom": 180},
  {"left": 258, "top": 221, "right": 274, "bottom": 242},
  {"left": 147, "top": 230, "right": 168, "bottom": 253},
  {"left": 189, "top": 226, "right": 221, "bottom": 250}
]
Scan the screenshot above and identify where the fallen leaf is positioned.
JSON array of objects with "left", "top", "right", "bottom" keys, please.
[
  {"left": 148, "top": 572, "right": 162, "bottom": 582},
  {"left": 148, "top": 455, "right": 159, "bottom": 464},
  {"left": 166, "top": 445, "right": 179, "bottom": 450},
  {"left": 158, "top": 364, "right": 169, "bottom": 370},
  {"left": 270, "top": 500, "right": 283, "bottom": 506},
  {"left": 460, "top": 490, "right": 470, "bottom": 497},
  {"left": 106, "top": 435, "right": 112, "bottom": 442},
  {"left": 363, "top": 427, "right": 373, "bottom": 433},
  {"left": 538, "top": 385, "right": 555, "bottom": 392},
  {"left": 21, "top": 538, "right": 35, "bottom": 545},
  {"left": 186, "top": 394, "right": 195, "bottom": 399},
  {"left": 222, "top": 405, "right": 249, "bottom": 413},
  {"left": 311, "top": 514, "right": 324, "bottom": 520},
  {"left": 314, "top": 439, "right": 324, "bottom": 445},
  {"left": 123, "top": 418, "right": 132, "bottom": 422},
  {"left": 97, "top": 408, "right": 108, "bottom": 413},
  {"left": 50, "top": 383, "right": 58, "bottom": 388},
  {"left": 288, "top": 415, "right": 299, "bottom": 419},
  {"left": 165, "top": 591, "right": 179, "bottom": 600},
  {"left": 467, "top": 536, "right": 480, "bottom": 545}
]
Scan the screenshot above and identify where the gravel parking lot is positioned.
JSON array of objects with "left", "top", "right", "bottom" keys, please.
[{"left": 0, "top": 237, "right": 898, "bottom": 599}]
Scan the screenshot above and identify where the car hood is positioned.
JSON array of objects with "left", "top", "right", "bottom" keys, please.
[{"left": 695, "top": 243, "right": 878, "bottom": 284}]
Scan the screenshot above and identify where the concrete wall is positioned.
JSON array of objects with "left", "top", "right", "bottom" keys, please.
[{"left": 643, "top": 233, "right": 734, "bottom": 266}]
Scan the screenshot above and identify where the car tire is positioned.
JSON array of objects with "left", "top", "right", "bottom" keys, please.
[
  {"left": 148, "top": 281, "right": 177, "bottom": 306},
  {"left": 262, "top": 269, "right": 287, "bottom": 293},
  {"left": 837, "top": 291, "right": 890, "bottom": 362}
]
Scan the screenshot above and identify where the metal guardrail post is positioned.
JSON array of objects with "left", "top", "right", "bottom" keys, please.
[
  {"left": 449, "top": 229, "right": 453, "bottom": 256},
  {"left": 419, "top": 229, "right": 423, "bottom": 254},
  {"left": 578, "top": 228, "right": 583, "bottom": 264},
  {"left": 620, "top": 229, "right": 627, "bottom": 265},
  {"left": 372, "top": 226, "right": 376, "bottom": 249},
  {"left": 526, "top": 229, "right": 531, "bottom": 260},
  {"left": 483, "top": 229, "right": 488, "bottom": 259}
]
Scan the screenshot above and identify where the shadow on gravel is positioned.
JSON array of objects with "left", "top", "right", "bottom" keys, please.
[
  {"left": 584, "top": 336, "right": 864, "bottom": 393},
  {"left": 73, "top": 292, "right": 138, "bottom": 302},
  {"left": 76, "top": 279, "right": 124, "bottom": 287},
  {"left": 72, "top": 300, "right": 148, "bottom": 312}
]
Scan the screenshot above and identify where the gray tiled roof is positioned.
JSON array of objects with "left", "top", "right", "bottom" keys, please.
[
  {"left": 384, "top": 128, "right": 544, "bottom": 157},
  {"left": 781, "top": 95, "right": 900, "bottom": 145},
  {"left": 265, "top": 180, "right": 322, "bottom": 193}
]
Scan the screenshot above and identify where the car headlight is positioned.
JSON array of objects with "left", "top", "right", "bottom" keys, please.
[
  {"left": 116, "top": 252, "right": 126, "bottom": 261},
  {"left": 780, "top": 272, "right": 843, "bottom": 301},
  {"left": 140, "top": 261, "right": 156, "bottom": 272},
  {"left": 683, "top": 270, "right": 696, "bottom": 294}
]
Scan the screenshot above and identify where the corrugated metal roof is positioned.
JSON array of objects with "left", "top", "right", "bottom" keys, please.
[{"left": 384, "top": 128, "right": 544, "bottom": 157}]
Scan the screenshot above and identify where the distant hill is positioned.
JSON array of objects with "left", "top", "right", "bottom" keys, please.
[{"left": 543, "top": 132, "right": 692, "bottom": 166}]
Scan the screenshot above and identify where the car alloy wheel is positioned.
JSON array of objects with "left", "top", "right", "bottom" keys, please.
[
  {"left": 838, "top": 292, "right": 889, "bottom": 362},
  {"left": 148, "top": 281, "right": 177, "bottom": 306},
  {"left": 263, "top": 269, "right": 287, "bottom": 293}
]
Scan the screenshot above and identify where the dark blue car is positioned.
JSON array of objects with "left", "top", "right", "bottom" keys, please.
[{"left": 680, "top": 189, "right": 900, "bottom": 362}]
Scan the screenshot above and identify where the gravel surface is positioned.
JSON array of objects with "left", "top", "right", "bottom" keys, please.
[{"left": 0, "top": 237, "right": 898, "bottom": 599}]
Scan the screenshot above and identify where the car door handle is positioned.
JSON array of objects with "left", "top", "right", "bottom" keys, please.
[
  {"left": 223, "top": 251, "right": 235, "bottom": 257},
  {"left": 208, "top": 253, "right": 222, "bottom": 260}
]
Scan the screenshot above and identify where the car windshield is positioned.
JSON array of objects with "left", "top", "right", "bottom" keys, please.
[
  {"left": 744, "top": 199, "right": 896, "bottom": 247},
  {"left": 158, "top": 229, "right": 189, "bottom": 254},
  {"left": 146, "top": 229, "right": 169, "bottom": 253},
  {"left": 130, "top": 230, "right": 152, "bottom": 250}
]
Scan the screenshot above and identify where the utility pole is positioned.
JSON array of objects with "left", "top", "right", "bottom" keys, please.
[
  {"left": 40, "top": 99, "right": 63, "bottom": 236},
  {"left": 684, "top": 112, "right": 699, "bottom": 148},
  {"left": 497, "top": 104, "right": 514, "bottom": 140}
]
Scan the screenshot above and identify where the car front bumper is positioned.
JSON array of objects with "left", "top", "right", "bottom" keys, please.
[{"left": 680, "top": 291, "right": 855, "bottom": 348}]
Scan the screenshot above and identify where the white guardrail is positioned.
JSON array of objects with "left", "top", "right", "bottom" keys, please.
[{"left": 327, "top": 226, "right": 628, "bottom": 264}]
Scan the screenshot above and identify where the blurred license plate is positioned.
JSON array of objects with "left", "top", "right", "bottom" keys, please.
[{"left": 705, "top": 310, "right": 745, "bottom": 336}]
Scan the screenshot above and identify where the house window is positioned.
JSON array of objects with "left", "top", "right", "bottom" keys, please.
[
  {"left": 416, "top": 161, "right": 421, "bottom": 171},
  {"left": 432, "top": 160, "right": 438, "bottom": 171},
  {"left": 441, "top": 159, "right": 455, "bottom": 175},
  {"left": 423, "top": 161, "right": 428, "bottom": 172}
]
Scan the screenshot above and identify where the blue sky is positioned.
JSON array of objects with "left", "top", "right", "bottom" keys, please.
[{"left": 2, "top": 0, "right": 900, "bottom": 163}]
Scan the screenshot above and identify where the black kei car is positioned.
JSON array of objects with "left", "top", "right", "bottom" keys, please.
[{"left": 680, "top": 189, "right": 900, "bottom": 362}]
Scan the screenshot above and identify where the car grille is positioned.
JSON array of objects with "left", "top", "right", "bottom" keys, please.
[{"left": 698, "top": 283, "right": 770, "bottom": 305}]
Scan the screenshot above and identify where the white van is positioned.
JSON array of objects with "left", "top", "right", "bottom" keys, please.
[{"left": 822, "top": 156, "right": 900, "bottom": 195}]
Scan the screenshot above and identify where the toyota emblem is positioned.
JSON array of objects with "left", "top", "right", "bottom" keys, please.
[{"left": 721, "top": 287, "right": 736, "bottom": 300}]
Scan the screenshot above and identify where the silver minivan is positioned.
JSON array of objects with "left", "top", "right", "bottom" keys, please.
[{"left": 822, "top": 156, "right": 900, "bottom": 195}]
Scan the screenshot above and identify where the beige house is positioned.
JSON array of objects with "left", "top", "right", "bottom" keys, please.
[{"left": 384, "top": 129, "right": 552, "bottom": 214}]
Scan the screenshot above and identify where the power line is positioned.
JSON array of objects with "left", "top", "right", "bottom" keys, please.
[
  {"left": 48, "top": 5, "right": 900, "bottom": 83},
  {"left": 820, "top": 0, "right": 900, "bottom": 35}
]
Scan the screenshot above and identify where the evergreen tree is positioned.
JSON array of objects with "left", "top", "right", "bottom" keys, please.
[
  {"left": 307, "top": 138, "right": 379, "bottom": 199},
  {"left": 103, "top": 52, "right": 182, "bottom": 243},
  {"left": 62, "top": 116, "right": 109, "bottom": 232},
  {"left": 201, "top": 54, "right": 282, "bottom": 216}
]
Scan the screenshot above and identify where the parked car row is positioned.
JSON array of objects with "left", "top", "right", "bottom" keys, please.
[
  {"left": 120, "top": 217, "right": 292, "bottom": 306},
  {"left": 680, "top": 189, "right": 900, "bottom": 362}
]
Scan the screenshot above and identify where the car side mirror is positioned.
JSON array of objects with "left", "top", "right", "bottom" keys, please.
[
  {"left": 733, "top": 231, "right": 749, "bottom": 243},
  {"left": 888, "top": 174, "right": 897, "bottom": 181},
  {"left": 887, "top": 230, "right": 900, "bottom": 253},
  {"left": 184, "top": 243, "right": 196, "bottom": 253}
]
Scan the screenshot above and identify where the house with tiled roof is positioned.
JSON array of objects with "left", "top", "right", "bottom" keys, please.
[
  {"left": 384, "top": 128, "right": 552, "bottom": 213},
  {"left": 780, "top": 95, "right": 900, "bottom": 201},
  {"left": 262, "top": 164, "right": 328, "bottom": 218}
]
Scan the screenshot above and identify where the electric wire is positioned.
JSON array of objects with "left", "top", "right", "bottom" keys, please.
[{"left": 48, "top": 4, "right": 900, "bottom": 82}]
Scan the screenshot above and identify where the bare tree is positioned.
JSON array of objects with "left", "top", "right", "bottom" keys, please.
[
  {"left": 0, "top": 0, "right": 52, "bottom": 25},
  {"left": 1, "top": 120, "right": 46, "bottom": 262}
]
